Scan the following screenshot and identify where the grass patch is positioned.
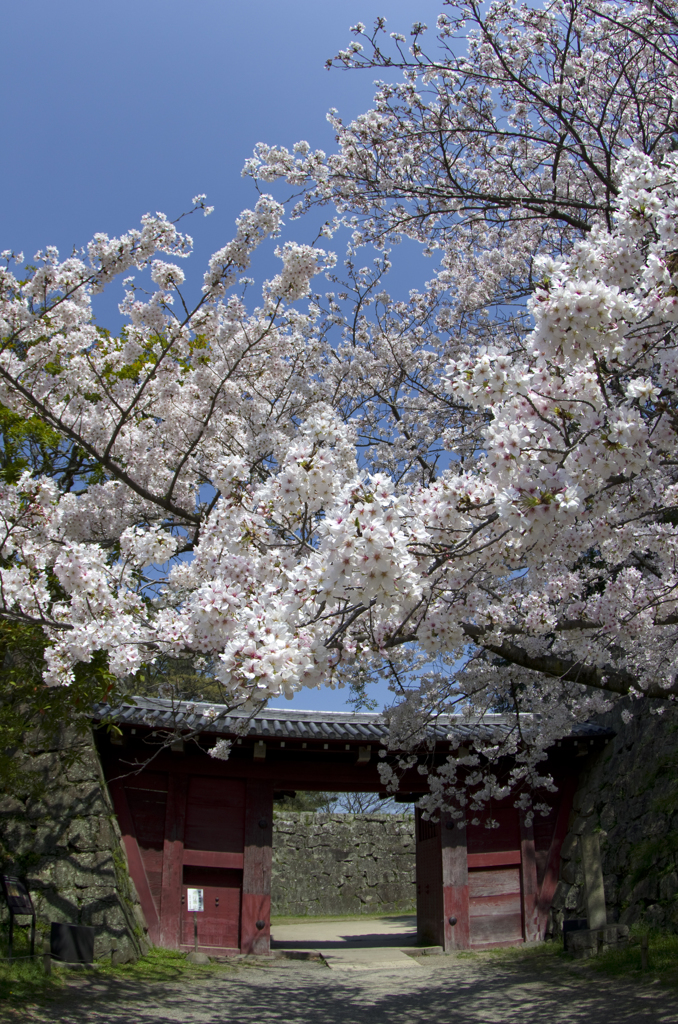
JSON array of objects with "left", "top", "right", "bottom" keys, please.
[
  {"left": 587, "top": 930, "right": 678, "bottom": 986},
  {"left": 0, "top": 921, "right": 62, "bottom": 1009},
  {"left": 0, "top": 941, "right": 235, "bottom": 1014},
  {"left": 0, "top": 955, "right": 65, "bottom": 1009},
  {"left": 452, "top": 942, "right": 563, "bottom": 965},
  {"left": 95, "top": 946, "right": 232, "bottom": 983},
  {"left": 486, "top": 940, "right": 563, "bottom": 961}
]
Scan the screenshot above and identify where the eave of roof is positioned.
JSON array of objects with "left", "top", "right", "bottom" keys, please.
[{"left": 93, "top": 697, "right": 614, "bottom": 747}]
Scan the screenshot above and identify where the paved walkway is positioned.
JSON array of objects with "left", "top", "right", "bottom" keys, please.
[
  {"left": 271, "top": 914, "right": 418, "bottom": 951},
  {"left": 322, "top": 948, "right": 421, "bottom": 971},
  {"left": 8, "top": 951, "right": 676, "bottom": 1023}
]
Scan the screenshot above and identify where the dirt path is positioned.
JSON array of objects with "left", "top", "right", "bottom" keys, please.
[{"left": 6, "top": 951, "right": 676, "bottom": 1024}]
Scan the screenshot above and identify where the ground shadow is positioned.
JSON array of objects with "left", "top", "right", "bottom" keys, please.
[{"left": 33, "top": 956, "right": 677, "bottom": 1024}]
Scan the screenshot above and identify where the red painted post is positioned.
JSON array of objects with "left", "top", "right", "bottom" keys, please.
[
  {"left": 442, "top": 810, "right": 470, "bottom": 951},
  {"left": 159, "top": 773, "right": 188, "bottom": 948},
  {"left": 241, "top": 779, "right": 273, "bottom": 954},
  {"left": 519, "top": 811, "right": 540, "bottom": 942}
]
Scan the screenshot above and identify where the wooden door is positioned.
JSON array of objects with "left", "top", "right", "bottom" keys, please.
[
  {"left": 466, "top": 802, "right": 523, "bottom": 948},
  {"left": 181, "top": 867, "right": 241, "bottom": 949},
  {"left": 123, "top": 772, "right": 168, "bottom": 916},
  {"left": 415, "top": 810, "right": 443, "bottom": 946},
  {"left": 180, "top": 776, "right": 245, "bottom": 952}
]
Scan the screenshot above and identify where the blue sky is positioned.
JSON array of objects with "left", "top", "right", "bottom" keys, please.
[
  {"left": 1, "top": 0, "right": 446, "bottom": 713},
  {"left": 1, "top": 1, "right": 442, "bottom": 300}
]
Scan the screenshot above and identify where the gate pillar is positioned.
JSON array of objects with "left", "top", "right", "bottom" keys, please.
[
  {"left": 415, "top": 806, "right": 470, "bottom": 951},
  {"left": 241, "top": 779, "right": 273, "bottom": 954}
]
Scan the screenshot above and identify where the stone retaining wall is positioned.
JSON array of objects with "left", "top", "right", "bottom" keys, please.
[
  {"left": 0, "top": 726, "right": 149, "bottom": 963},
  {"left": 551, "top": 700, "right": 678, "bottom": 935},
  {"left": 271, "top": 812, "right": 416, "bottom": 917}
]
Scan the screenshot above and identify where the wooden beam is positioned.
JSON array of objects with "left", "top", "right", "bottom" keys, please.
[
  {"left": 182, "top": 850, "right": 244, "bottom": 869},
  {"left": 519, "top": 812, "right": 540, "bottom": 942},
  {"left": 468, "top": 851, "right": 521, "bottom": 868},
  {"left": 107, "top": 779, "right": 160, "bottom": 945},
  {"left": 159, "top": 773, "right": 188, "bottom": 949},
  {"left": 241, "top": 779, "right": 273, "bottom": 955}
]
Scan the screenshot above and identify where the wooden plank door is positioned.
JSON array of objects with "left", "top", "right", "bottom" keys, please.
[
  {"left": 181, "top": 867, "right": 241, "bottom": 949},
  {"left": 415, "top": 809, "right": 444, "bottom": 947},
  {"left": 121, "top": 771, "right": 168, "bottom": 917},
  {"left": 466, "top": 802, "right": 524, "bottom": 948},
  {"left": 179, "top": 776, "right": 246, "bottom": 953}
]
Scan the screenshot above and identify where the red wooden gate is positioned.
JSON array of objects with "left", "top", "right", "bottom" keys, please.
[{"left": 110, "top": 771, "right": 252, "bottom": 954}]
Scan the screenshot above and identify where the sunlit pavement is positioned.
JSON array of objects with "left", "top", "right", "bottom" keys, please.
[{"left": 270, "top": 913, "right": 418, "bottom": 950}]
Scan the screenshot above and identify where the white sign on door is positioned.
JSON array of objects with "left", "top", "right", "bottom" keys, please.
[{"left": 186, "top": 888, "right": 204, "bottom": 912}]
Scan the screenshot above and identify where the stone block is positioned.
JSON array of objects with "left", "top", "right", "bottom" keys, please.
[
  {"left": 551, "top": 881, "right": 571, "bottom": 911},
  {"left": 0, "top": 795, "right": 24, "bottom": 815},
  {"left": 574, "top": 792, "right": 596, "bottom": 817},
  {"left": 67, "top": 818, "right": 99, "bottom": 853},
  {"left": 659, "top": 872, "right": 678, "bottom": 900},
  {"left": 599, "top": 805, "right": 617, "bottom": 832},
  {"left": 64, "top": 750, "right": 101, "bottom": 784},
  {"left": 564, "top": 884, "right": 582, "bottom": 911},
  {"left": 45, "top": 782, "right": 109, "bottom": 818},
  {"left": 602, "top": 875, "right": 619, "bottom": 905},
  {"left": 561, "top": 861, "right": 580, "bottom": 885},
  {"left": 645, "top": 904, "right": 666, "bottom": 929},
  {"left": 25, "top": 859, "right": 57, "bottom": 887},
  {"left": 566, "top": 924, "right": 627, "bottom": 958},
  {"left": 581, "top": 834, "right": 607, "bottom": 929},
  {"left": 629, "top": 875, "right": 658, "bottom": 903},
  {"left": 569, "top": 817, "right": 589, "bottom": 836},
  {"left": 560, "top": 834, "right": 578, "bottom": 861}
]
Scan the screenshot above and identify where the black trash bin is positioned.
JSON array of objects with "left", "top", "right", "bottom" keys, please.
[{"left": 50, "top": 923, "right": 95, "bottom": 964}]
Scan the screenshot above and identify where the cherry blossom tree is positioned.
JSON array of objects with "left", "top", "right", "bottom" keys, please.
[{"left": 1, "top": 0, "right": 677, "bottom": 809}]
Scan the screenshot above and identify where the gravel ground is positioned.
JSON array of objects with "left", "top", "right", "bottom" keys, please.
[{"left": 4, "top": 951, "right": 676, "bottom": 1024}]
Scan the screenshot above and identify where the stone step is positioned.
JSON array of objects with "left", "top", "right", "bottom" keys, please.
[{"left": 321, "top": 948, "right": 423, "bottom": 971}]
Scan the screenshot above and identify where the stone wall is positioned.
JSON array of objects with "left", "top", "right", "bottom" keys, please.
[
  {"left": 0, "top": 726, "right": 149, "bottom": 963},
  {"left": 551, "top": 700, "right": 678, "bottom": 935},
  {"left": 271, "top": 812, "right": 416, "bottom": 917}
]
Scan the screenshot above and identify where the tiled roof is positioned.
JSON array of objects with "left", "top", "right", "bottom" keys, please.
[{"left": 94, "top": 697, "right": 613, "bottom": 746}]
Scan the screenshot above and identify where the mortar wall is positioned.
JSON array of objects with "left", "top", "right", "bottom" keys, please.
[
  {"left": 551, "top": 700, "right": 678, "bottom": 935},
  {"left": 0, "top": 727, "right": 149, "bottom": 963},
  {"left": 271, "top": 812, "right": 416, "bottom": 917}
]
